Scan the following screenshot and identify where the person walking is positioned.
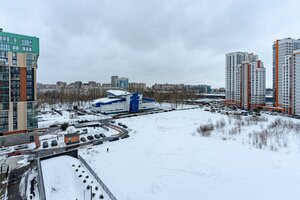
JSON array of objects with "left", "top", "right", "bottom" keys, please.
[{"left": 106, "top": 148, "right": 109, "bottom": 152}]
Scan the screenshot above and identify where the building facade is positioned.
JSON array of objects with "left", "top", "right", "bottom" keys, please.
[
  {"left": 0, "top": 30, "right": 39, "bottom": 134},
  {"left": 117, "top": 77, "right": 129, "bottom": 89},
  {"left": 273, "top": 38, "right": 300, "bottom": 110},
  {"left": 111, "top": 75, "right": 118, "bottom": 88},
  {"left": 225, "top": 52, "right": 258, "bottom": 101},
  {"left": 91, "top": 90, "right": 155, "bottom": 114},
  {"left": 225, "top": 52, "right": 265, "bottom": 109},
  {"left": 289, "top": 50, "right": 300, "bottom": 115}
]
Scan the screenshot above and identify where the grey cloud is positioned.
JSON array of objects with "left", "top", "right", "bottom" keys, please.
[{"left": 1, "top": 0, "right": 300, "bottom": 87}]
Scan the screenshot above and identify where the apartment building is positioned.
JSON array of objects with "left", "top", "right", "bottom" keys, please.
[
  {"left": 225, "top": 52, "right": 258, "bottom": 101},
  {"left": 225, "top": 52, "right": 265, "bottom": 109},
  {"left": 273, "top": 38, "right": 300, "bottom": 110},
  {"left": 0, "top": 29, "right": 39, "bottom": 134}
]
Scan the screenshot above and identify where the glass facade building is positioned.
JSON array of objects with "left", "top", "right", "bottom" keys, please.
[{"left": 0, "top": 29, "right": 39, "bottom": 134}]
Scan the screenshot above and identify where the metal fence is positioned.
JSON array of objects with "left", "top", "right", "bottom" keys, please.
[
  {"left": 37, "top": 158, "right": 46, "bottom": 200},
  {"left": 78, "top": 155, "right": 117, "bottom": 200}
]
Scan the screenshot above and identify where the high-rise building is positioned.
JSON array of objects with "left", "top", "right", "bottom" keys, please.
[
  {"left": 288, "top": 50, "right": 300, "bottom": 115},
  {"left": 0, "top": 29, "right": 39, "bottom": 134},
  {"left": 225, "top": 52, "right": 265, "bottom": 109},
  {"left": 111, "top": 75, "right": 118, "bottom": 88},
  {"left": 117, "top": 77, "right": 129, "bottom": 89},
  {"left": 273, "top": 38, "right": 300, "bottom": 110},
  {"left": 225, "top": 52, "right": 258, "bottom": 101}
]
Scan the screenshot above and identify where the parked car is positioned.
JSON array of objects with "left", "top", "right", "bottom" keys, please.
[
  {"left": 121, "top": 134, "right": 130, "bottom": 139},
  {"left": 99, "top": 133, "right": 106, "bottom": 138},
  {"left": 82, "top": 129, "right": 88, "bottom": 134},
  {"left": 80, "top": 137, "right": 87, "bottom": 142},
  {"left": 111, "top": 120, "right": 115, "bottom": 124},
  {"left": 51, "top": 140, "right": 58, "bottom": 146},
  {"left": 118, "top": 122, "right": 123, "bottom": 126},
  {"left": 14, "top": 144, "right": 29, "bottom": 151},
  {"left": 109, "top": 137, "right": 119, "bottom": 142},
  {"left": 94, "top": 134, "right": 100, "bottom": 139},
  {"left": 42, "top": 141, "right": 49, "bottom": 148},
  {"left": 122, "top": 125, "right": 128, "bottom": 129},
  {"left": 87, "top": 135, "right": 94, "bottom": 140},
  {"left": 93, "top": 140, "right": 103, "bottom": 146}
]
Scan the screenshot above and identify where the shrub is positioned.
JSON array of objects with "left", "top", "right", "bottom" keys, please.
[
  {"left": 197, "top": 123, "right": 214, "bottom": 136},
  {"left": 61, "top": 122, "right": 69, "bottom": 131}
]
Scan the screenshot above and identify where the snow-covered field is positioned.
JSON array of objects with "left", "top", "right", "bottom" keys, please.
[
  {"left": 41, "top": 156, "right": 109, "bottom": 200},
  {"left": 80, "top": 108, "right": 300, "bottom": 200},
  {"left": 155, "top": 102, "right": 198, "bottom": 110},
  {"left": 38, "top": 110, "right": 109, "bottom": 128}
]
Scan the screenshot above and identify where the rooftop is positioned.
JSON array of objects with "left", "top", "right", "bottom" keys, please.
[{"left": 107, "top": 90, "right": 131, "bottom": 97}]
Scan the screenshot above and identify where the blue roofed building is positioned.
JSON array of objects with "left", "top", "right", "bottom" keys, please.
[{"left": 91, "top": 90, "right": 155, "bottom": 114}]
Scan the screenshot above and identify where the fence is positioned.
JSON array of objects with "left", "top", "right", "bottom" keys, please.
[
  {"left": 37, "top": 158, "right": 46, "bottom": 200},
  {"left": 78, "top": 155, "right": 117, "bottom": 200}
]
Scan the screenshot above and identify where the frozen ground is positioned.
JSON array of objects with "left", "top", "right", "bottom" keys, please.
[
  {"left": 155, "top": 102, "right": 198, "bottom": 110},
  {"left": 38, "top": 110, "right": 109, "bottom": 128},
  {"left": 41, "top": 156, "right": 109, "bottom": 200},
  {"left": 80, "top": 108, "right": 300, "bottom": 200}
]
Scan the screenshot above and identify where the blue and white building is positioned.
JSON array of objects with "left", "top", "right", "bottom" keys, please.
[{"left": 91, "top": 90, "right": 155, "bottom": 114}]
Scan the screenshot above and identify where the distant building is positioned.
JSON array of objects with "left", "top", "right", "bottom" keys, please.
[
  {"left": 56, "top": 81, "right": 67, "bottom": 89},
  {"left": 152, "top": 83, "right": 185, "bottom": 91},
  {"left": 0, "top": 29, "right": 39, "bottom": 134},
  {"left": 74, "top": 81, "right": 82, "bottom": 89},
  {"left": 111, "top": 75, "right": 118, "bottom": 88},
  {"left": 225, "top": 52, "right": 266, "bottom": 109},
  {"left": 117, "top": 77, "right": 129, "bottom": 89},
  {"left": 129, "top": 82, "right": 147, "bottom": 91},
  {"left": 91, "top": 90, "right": 155, "bottom": 114},
  {"left": 186, "top": 85, "right": 211, "bottom": 94}
]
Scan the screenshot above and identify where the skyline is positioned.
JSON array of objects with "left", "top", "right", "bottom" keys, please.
[{"left": 2, "top": 0, "right": 300, "bottom": 87}]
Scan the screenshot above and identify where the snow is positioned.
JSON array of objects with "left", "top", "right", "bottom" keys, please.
[
  {"left": 92, "top": 97, "right": 123, "bottom": 104},
  {"left": 107, "top": 90, "right": 130, "bottom": 96},
  {"left": 80, "top": 108, "right": 300, "bottom": 200},
  {"left": 41, "top": 155, "right": 110, "bottom": 200},
  {"left": 38, "top": 110, "right": 109, "bottom": 128},
  {"left": 155, "top": 102, "right": 198, "bottom": 110}
]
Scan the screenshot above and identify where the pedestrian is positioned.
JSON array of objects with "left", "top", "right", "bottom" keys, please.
[{"left": 107, "top": 148, "right": 109, "bottom": 152}]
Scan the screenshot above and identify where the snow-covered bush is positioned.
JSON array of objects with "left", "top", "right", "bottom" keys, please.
[{"left": 197, "top": 123, "right": 214, "bottom": 136}]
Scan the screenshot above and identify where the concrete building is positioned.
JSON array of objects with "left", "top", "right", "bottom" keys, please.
[
  {"left": 111, "top": 75, "right": 118, "bottom": 88},
  {"left": 234, "top": 60, "right": 266, "bottom": 109},
  {"left": 225, "top": 52, "right": 258, "bottom": 101},
  {"left": 273, "top": 38, "right": 300, "bottom": 110},
  {"left": 289, "top": 50, "right": 300, "bottom": 115},
  {"left": 129, "top": 82, "right": 147, "bottom": 91},
  {"left": 225, "top": 52, "right": 265, "bottom": 109},
  {"left": 0, "top": 29, "right": 39, "bottom": 134},
  {"left": 91, "top": 90, "right": 155, "bottom": 114},
  {"left": 117, "top": 77, "right": 129, "bottom": 89}
]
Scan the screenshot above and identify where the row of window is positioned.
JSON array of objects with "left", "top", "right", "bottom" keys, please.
[{"left": 0, "top": 36, "right": 10, "bottom": 42}]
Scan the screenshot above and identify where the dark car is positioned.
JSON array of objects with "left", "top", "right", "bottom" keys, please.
[
  {"left": 51, "top": 140, "right": 58, "bottom": 146},
  {"left": 118, "top": 122, "right": 123, "bottom": 126},
  {"left": 99, "top": 133, "right": 106, "bottom": 138},
  {"left": 122, "top": 125, "right": 128, "bottom": 129},
  {"left": 111, "top": 120, "right": 115, "bottom": 124},
  {"left": 87, "top": 135, "right": 94, "bottom": 140},
  {"left": 93, "top": 140, "right": 103, "bottom": 146},
  {"left": 80, "top": 137, "right": 87, "bottom": 142},
  {"left": 42, "top": 141, "right": 49, "bottom": 148},
  {"left": 94, "top": 134, "right": 100, "bottom": 139},
  {"left": 121, "top": 134, "right": 130, "bottom": 139},
  {"left": 109, "top": 137, "right": 119, "bottom": 142}
]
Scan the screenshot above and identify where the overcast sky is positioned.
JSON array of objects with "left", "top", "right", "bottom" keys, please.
[{"left": 1, "top": 0, "right": 300, "bottom": 88}]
